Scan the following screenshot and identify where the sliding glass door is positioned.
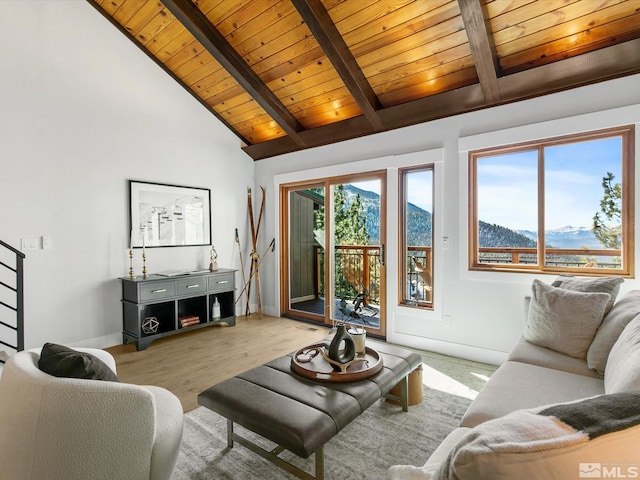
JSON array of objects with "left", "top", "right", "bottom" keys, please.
[
  {"left": 281, "top": 172, "right": 386, "bottom": 337},
  {"left": 283, "top": 183, "right": 326, "bottom": 320}
]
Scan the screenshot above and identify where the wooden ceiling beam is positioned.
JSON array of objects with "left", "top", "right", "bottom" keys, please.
[
  {"left": 161, "top": 0, "right": 306, "bottom": 147},
  {"left": 497, "top": 37, "right": 640, "bottom": 102},
  {"left": 458, "top": 0, "right": 501, "bottom": 103},
  {"left": 244, "top": 38, "right": 640, "bottom": 160},
  {"left": 291, "top": 0, "right": 385, "bottom": 132}
]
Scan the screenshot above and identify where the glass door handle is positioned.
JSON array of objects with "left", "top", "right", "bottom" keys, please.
[{"left": 380, "top": 244, "right": 385, "bottom": 266}]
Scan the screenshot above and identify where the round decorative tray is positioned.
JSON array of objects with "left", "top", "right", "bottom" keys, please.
[{"left": 291, "top": 342, "right": 383, "bottom": 383}]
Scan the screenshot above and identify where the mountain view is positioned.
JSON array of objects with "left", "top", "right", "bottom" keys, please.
[
  {"left": 344, "top": 185, "right": 602, "bottom": 249},
  {"left": 517, "top": 226, "right": 602, "bottom": 249},
  {"left": 343, "top": 184, "right": 432, "bottom": 246}
]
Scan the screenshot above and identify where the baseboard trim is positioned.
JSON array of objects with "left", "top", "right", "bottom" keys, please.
[
  {"left": 390, "top": 332, "right": 508, "bottom": 366},
  {"left": 70, "top": 333, "right": 123, "bottom": 350}
]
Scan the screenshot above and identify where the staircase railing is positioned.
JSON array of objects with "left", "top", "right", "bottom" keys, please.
[{"left": 0, "top": 240, "right": 25, "bottom": 363}]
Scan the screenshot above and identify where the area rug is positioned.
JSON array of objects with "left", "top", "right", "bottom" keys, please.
[{"left": 172, "top": 352, "right": 496, "bottom": 480}]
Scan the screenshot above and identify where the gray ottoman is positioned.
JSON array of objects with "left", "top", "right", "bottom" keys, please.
[{"left": 198, "top": 340, "right": 422, "bottom": 480}]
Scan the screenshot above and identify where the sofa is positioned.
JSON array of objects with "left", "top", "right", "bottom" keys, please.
[
  {"left": 0, "top": 344, "right": 184, "bottom": 480},
  {"left": 389, "top": 276, "right": 640, "bottom": 479}
]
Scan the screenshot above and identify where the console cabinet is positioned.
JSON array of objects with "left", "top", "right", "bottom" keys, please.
[{"left": 120, "top": 269, "right": 236, "bottom": 351}]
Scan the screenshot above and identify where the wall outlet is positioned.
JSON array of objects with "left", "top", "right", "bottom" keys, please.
[
  {"left": 443, "top": 314, "right": 452, "bottom": 327},
  {"left": 42, "top": 235, "right": 52, "bottom": 250},
  {"left": 442, "top": 236, "right": 450, "bottom": 250}
]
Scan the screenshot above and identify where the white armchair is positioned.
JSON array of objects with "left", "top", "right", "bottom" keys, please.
[{"left": 0, "top": 348, "right": 183, "bottom": 480}]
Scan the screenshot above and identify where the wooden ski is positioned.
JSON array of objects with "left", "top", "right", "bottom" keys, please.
[
  {"left": 234, "top": 228, "right": 247, "bottom": 313},
  {"left": 246, "top": 188, "right": 255, "bottom": 317},
  {"left": 244, "top": 186, "right": 267, "bottom": 318},
  {"left": 235, "top": 238, "right": 275, "bottom": 302}
]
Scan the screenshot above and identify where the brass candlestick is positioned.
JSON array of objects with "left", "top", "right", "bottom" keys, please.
[
  {"left": 128, "top": 249, "right": 135, "bottom": 279},
  {"left": 142, "top": 251, "right": 148, "bottom": 278}
]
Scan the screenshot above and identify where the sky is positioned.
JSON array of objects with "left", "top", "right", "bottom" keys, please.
[
  {"left": 351, "top": 179, "right": 380, "bottom": 195},
  {"left": 351, "top": 170, "right": 433, "bottom": 213},
  {"left": 477, "top": 136, "right": 622, "bottom": 231},
  {"left": 345, "top": 135, "right": 620, "bottom": 234}
]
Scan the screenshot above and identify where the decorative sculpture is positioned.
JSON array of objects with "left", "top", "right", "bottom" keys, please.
[
  {"left": 209, "top": 245, "right": 218, "bottom": 271},
  {"left": 141, "top": 316, "right": 159, "bottom": 335},
  {"left": 326, "top": 324, "right": 356, "bottom": 369}
]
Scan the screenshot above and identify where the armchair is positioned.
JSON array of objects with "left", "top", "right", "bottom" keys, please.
[{"left": 0, "top": 348, "right": 183, "bottom": 480}]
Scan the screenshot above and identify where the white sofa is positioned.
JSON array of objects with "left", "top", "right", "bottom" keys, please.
[
  {"left": 0, "top": 346, "right": 184, "bottom": 480},
  {"left": 389, "top": 277, "right": 640, "bottom": 479}
]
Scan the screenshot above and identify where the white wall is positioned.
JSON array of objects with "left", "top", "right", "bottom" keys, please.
[
  {"left": 255, "top": 74, "right": 640, "bottom": 365},
  {"left": 0, "top": 2, "right": 253, "bottom": 349},
  {"left": 3, "top": 1, "right": 638, "bottom": 361}
]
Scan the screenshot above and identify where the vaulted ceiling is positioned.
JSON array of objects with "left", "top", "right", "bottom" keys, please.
[{"left": 89, "top": 0, "right": 640, "bottom": 160}]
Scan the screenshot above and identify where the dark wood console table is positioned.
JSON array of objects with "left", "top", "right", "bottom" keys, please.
[{"left": 120, "top": 269, "right": 236, "bottom": 351}]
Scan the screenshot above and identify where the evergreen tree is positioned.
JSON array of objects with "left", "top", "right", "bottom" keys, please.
[
  {"left": 314, "top": 184, "right": 371, "bottom": 300},
  {"left": 314, "top": 184, "right": 370, "bottom": 245},
  {"left": 593, "top": 172, "right": 621, "bottom": 249}
]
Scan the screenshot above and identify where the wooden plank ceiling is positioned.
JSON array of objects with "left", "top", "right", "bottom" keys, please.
[{"left": 89, "top": 0, "right": 640, "bottom": 160}]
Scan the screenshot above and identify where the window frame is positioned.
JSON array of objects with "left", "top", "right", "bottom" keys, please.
[
  {"left": 399, "top": 164, "right": 434, "bottom": 309},
  {"left": 468, "top": 125, "right": 635, "bottom": 277}
]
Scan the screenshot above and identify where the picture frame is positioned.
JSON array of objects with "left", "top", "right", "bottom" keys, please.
[{"left": 129, "top": 180, "right": 211, "bottom": 248}]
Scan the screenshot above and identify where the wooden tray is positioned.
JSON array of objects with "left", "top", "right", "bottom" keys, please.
[{"left": 291, "top": 343, "right": 383, "bottom": 383}]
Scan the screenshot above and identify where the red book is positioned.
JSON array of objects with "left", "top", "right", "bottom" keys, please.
[{"left": 179, "top": 315, "right": 200, "bottom": 327}]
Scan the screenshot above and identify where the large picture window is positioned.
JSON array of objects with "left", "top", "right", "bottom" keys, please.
[
  {"left": 469, "top": 125, "right": 634, "bottom": 276},
  {"left": 400, "top": 165, "right": 433, "bottom": 307}
]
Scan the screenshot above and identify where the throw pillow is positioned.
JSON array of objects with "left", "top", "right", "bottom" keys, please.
[
  {"left": 551, "top": 275, "right": 623, "bottom": 316},
  {"left": 604, "top": 315, "right": 640, "bottom": 394},
  {"left": 525, "top": 279, "right": 610, "bottom": 359},
  {"left": 38, "top": 343, "right": 119, "bottom": 382},
  {"left": 587, "top": 290, "right": 640, "bottom": 374}
]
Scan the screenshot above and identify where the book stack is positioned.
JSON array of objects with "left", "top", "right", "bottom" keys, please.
[{"left": 179, "top": 315, "right": 200, "bottom": 328}]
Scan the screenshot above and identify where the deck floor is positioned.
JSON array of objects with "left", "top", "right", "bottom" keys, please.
[{"left": 290, "top": 297, "right": 380, "bottom": 330}]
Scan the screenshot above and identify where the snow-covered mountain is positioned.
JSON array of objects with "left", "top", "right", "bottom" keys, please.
[{"left": 517, "top": 226, "right": 602, "bottom": 249}]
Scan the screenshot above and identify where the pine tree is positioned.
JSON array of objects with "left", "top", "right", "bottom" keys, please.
[
  {"left": 314, "top": 184, "right": 371, "bottom": 300},
  {"left": 314, "top": 184, "right": 370, "bottom": 245},
  {"left": 593, "top": 172, "right": 621, "bottom": 249}
]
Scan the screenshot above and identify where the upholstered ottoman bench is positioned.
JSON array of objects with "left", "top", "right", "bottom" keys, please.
[{"left": 198, "top": 340, "right": 422, "bottom": 480}]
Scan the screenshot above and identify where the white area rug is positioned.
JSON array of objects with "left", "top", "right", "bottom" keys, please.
[{"left": 172, "top": 352, "right": 496, "bottom": 480}]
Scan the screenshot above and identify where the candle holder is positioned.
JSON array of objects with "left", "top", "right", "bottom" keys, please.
[
  {"left": 128, "top": 248, "right": 135, "bottom": 279},
  {"left": 142, "top": 251, "right": 148, "bottom": 278}
]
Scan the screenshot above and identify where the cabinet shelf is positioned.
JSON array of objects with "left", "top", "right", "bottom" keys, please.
[{"left": 120, "top": 269, "right": 237, "bottom": 350}]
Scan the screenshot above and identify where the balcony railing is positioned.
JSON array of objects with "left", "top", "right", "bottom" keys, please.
[
  {"left": 314, "top": 245, "right": 433, "bottom": 305},
  {"left": 334, "top": 245, "right": 381, "bottom": 303},
  {"left": 307, "top": 244, "right": 619, "bottom": 311},
  {"left": 406, "top": 246, "right": 432, "bottom": 303},
  {"left": 478, "top": 247, "right": 622, "bottom": 268}
]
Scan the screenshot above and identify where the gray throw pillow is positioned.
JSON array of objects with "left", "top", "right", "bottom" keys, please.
[
  {"left": 587, "top": 290, "right": 640, "bottom": 374},
  {"left": 552, "top": 275, "right": 623, "bottom": 316},
  {"left": 605, "top": 315, "right": 640, "bottom": 394},
  {"left": 38, "top": 342, "right": 119, "bottom": 382},
  {"left": 525, "top": 279, "right": 610, "bottom": 359}
]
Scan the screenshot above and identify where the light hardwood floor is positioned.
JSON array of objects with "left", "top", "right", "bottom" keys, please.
[{"left": 106, "top": 315, "right": 329, "bottom": 412}]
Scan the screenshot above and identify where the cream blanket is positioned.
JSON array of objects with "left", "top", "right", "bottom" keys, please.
[
  {"left": 389, "top": 392, "right": 640, "bottom": 480},
  {"left": 434, "top": 410, "right": 586, "bottom": 480}
]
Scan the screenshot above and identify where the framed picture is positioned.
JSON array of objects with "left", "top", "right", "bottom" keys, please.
[{"left": 129, "top": 180, "right": 211, "bottom": 248}]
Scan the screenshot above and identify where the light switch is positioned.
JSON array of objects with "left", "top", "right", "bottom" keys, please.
[{"left": 21, "top": 238, "right": 39, "bottom": 250}]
